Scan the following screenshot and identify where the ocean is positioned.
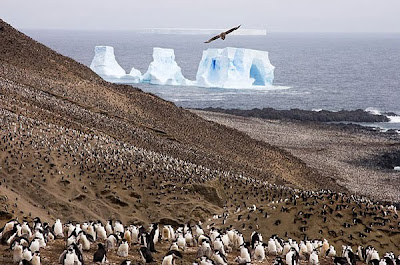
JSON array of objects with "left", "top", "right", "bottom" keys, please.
[{"left": 24, "top": 30, "right": 400, "bottom": 130}]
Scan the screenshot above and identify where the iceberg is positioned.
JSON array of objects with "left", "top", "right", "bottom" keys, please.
[
  {"left": 195, "top": 47, "right": 275, "bottom": 88},
  {"left": 90, "top": 46, "right": 276, "bottom": 89},
  {"left": 90, "top": 46, "right": 141, "bottom": 83},
  {"left": 142, "top": 47, "right": 192, "bottom": 86}
]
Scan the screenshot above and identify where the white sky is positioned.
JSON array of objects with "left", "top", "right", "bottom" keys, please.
[{"left": 1, "top": 0, "right": 399, "bottom": 32}]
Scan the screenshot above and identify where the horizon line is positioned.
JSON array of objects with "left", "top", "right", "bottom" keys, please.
[{"left": 19, "top": 27, "right": 400, "bottom": 34}]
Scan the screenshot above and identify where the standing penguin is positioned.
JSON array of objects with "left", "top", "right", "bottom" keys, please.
[
  {"left": 53, "top": 219, "right": 64, "bottom": 238},
  {"left": 61, "top": 248, "right": 76, "bottom": 265},
  {"left": 309, "top": 250, "right": 319, "bottom": 265},
  {"left": 31, "top": 251, "right": 41, "bottom": 265},
  {"left": 120, "top": 260, "right": 132, "bottom": 265},
  {"left": 139, "top": 246, "right": 154, "bottom": 263},
  {"left": 286, "top": 248, "right": 299, "bottom": 265},
  {"left": 93, "top": 243, "right": 107, "bottom": 264},
  {"left": 117, "top": 239, "right": 129, "bottom": 257},
  {"left": 13, "top": 242, "right": 23, "bottom": 263}
]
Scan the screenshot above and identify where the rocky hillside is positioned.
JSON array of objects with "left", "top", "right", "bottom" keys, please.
[{"left": 0, "top": 19, "right": 399, "bottom": 259}]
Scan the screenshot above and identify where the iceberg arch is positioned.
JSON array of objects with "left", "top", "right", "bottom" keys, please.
[{"left": 195, "top": 47, "right": 275, "bottom": 88}]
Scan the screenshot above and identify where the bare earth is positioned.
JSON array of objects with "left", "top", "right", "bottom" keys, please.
[{"left": 193, "top": 110, "right": 400, "bottom": 202}]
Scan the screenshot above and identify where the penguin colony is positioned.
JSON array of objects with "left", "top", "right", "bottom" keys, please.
[
  {"left": 1, "top": 106, "right": 400, "bottom": 260},
  {"left": 1, "top": 217, "right": 400, "bottom": 265}
]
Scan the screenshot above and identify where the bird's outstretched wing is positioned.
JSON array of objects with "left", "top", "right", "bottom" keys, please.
[
  {"left": 224, "top": 25, "right": 241, "bottom": 35},
  {"left": 204, "top": 34, "right": 221, "bottom": 43}
]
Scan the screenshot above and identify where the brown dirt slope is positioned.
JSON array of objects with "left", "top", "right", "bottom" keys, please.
[{"left": 0, "top": 18, "right": 326, "bottom": 191}]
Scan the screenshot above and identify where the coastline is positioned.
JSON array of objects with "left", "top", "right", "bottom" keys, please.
[{"left": 193, "top": 110, "right": 400, "bottom": 202}]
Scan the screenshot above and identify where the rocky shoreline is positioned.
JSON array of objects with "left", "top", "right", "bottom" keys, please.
[
  {"left": 193, "top": 110, "right": 400, "bottom": 202},
  {"left": 199, "top": 107, "right": 392, "bottom": 122}
]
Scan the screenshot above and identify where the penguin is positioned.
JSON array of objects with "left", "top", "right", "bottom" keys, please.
[
  {"left": 286, "top": 248, "right": 299, "bottom": 265},
  {"left": 13, "top": 242, "right": 23, "bottom": 263},
  {"left": 21, "top": 222, "right": 32, "bottom": 238},
  {"left": 105, "top": 234, "right": 119, "bottom": 250},
  {"left": 162, "top": 225, "right": 171, "bottom": 241},
  {"left": 31, "top": 251, "right": 40, "bottom": 265},
  {"left": 61, "top": 248, "right": 76, "bottom": 265},
  {"left": 29, "top": 238, "right": 40, "bottom": 252},
  {"left": 1, "top": 225, "right": 18, "bottom": 245},
  {"left": 321, "top": 239, "right": 329, "bottom": 255},
  {"left": 274, "top": 256, "right": 285, "bottom": 265},
  {"left": 120, "top": 260, "right": 132, "bottom": 265},
  {"left": 1, "top": 219, "right": 18, "bottom": 236},
  {"left": 130, "top": 225, "right": 139, "bottom": 244},
  {"left": 212, "top": 250, "right": 228, "bottom": 265},
  {"left": 114, "top": 220, "right": 124, "bottom": 234},
  {"left": 170, "top": 242, "right": 179, "bottom": 251},
  {"left": 268, "top": 238, "right": 277, "bottom": 255},
  {"left": 105, "top": 220, "right": 113, "bottom": 236},
  {"left": 326, "top": 246, "right": 337, "bottom": 257},
  {"left": 117, "top": 239, "right": 129, "bottom": 257},
  {"left": 166, "top": 250, "right": 183, "bottom": 259},
  {"left": 86, "top": 223, "right": 96, "bottom": 242},
  {"left": 254, "top": 241, "right": 265, "bottom": 261},
  {"left": 197, "top": 239, "right": 212, "bottom": 259},
  {"left": 309, "top": 250, "right": 319, "bottom": 265},
  {"left": 177, "top": 233, "right": 186, "bottom": 250},
  {"left": 213, "top": 237, "right": 225, "bottom": 255},
  {"left": 93, "top": 243, "right": 107, "bottom": 264},
  {"left": 32, "top": 230, "right": 46, "bottom": 248},
  {"left": 22, "top": 247, "right": 32, "bottom": 262},
  {"left": 185, "top": 230, "right": 194, "bottom": 247},
  {"left": 150, "top": 223, "right": 159, "bottom": 245},
  {"left": 33, "top": 218, "right": 42, "bottom": 231},
  {"left": 124, "top": 229, "right": 132, "bottom": 244},
  {"left": 139, "top": 246, "right": 154, "bottom": 263},
  {"left": 250, "top": 231, "right": 262, "bottom": 249},
  {"left": 95, "top": 224, "right": 107, "bottom": 240},
  {"left": 161, "top": 254, "right": 175, "bottom": 265},
  {"left": 239, "top": 244, "right": 251, "bottom": 263},
  {"left": 283, "top": 242, "right": 291, "bottom": 256},
  {"left": 78, "top": 232, "right": 91, "bottom": 251},
  {"left": 53, "top": 219, "right": 64, "bottom": 238}
]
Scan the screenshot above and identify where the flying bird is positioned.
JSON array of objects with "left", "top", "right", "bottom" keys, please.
[{"left": 204, "top": 25, "right": 241, "bottom": 43}]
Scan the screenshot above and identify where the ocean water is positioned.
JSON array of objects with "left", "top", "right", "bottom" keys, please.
[{"left": 24, "top": 30, "right": 400, "bottom": 124}]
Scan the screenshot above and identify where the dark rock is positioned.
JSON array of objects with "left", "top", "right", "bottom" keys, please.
[{"left": 199, "top": 107, "right": 390, "bottom": 123}]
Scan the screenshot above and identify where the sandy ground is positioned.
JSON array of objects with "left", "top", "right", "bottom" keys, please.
[{"left": 193, "top": 110, "right": 400, "bottom": 202}]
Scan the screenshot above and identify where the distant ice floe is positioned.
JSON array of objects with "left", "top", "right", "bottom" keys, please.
[
  {"left": 90, "top": 46, "right": 275, "bottom": 89},
  {"left": 394, "top": 166, "right": 400, "bottom": 171}
]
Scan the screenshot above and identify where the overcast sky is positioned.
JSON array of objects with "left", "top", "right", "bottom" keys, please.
[{"left": 1, "top": 0, "right": 399, "bottom": 32}]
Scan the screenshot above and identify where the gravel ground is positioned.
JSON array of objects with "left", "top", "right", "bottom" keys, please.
[{"left": 194, "top": 110, "right": 400, "bottom": 202}]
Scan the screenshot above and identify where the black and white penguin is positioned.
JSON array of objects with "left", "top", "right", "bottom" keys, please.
[
  {"left": 31, "top": 251, "right": 40, "bottom": 265},
  {"left": 139, "top": 246, "right": 154, "bottom": 263},
  {"left": 61, "top": 248, "right": 77, "bottom": 265},
  {"left": 93, "top": 243, "right": 107, "bottom": 264},
  {"left": 150, "top": 223, "right": 159, "bottom": 245},
  {"left": 212, "top": 250, "right": 227, "bottom": 265},
  {"left": 250, "top": 231, "right": 262, "bottom": 249},
  {"left": 166, "top": 250, "right": 183, "bottom": 259},
  {"left": 120, "top": 260, "right": 132, "bottom": 265},
  {"left": 117, "top": 239, "right": 129, "bottom": 257},
  {"left": 285, "top": 247, "right": 299, "bottom": 265},
  {"left": 274, "top": 256, "right": 285, "bottom": 265}
]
